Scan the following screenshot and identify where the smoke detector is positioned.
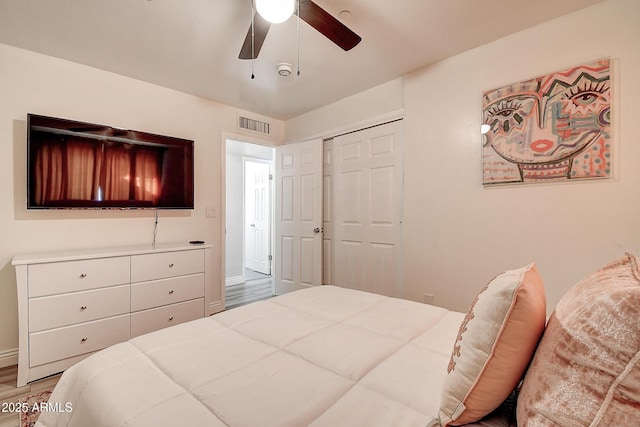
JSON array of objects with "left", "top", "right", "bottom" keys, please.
[{"left": 277, "top": 62, "right": 293, "bottom": 77}]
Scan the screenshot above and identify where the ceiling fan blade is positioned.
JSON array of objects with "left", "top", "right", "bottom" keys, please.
[
  {"left": 299, "top": 0, "right": 361, "bottom": 51},
  {"left": 239, "top": 12, "right": 271, "bottom": 60}
]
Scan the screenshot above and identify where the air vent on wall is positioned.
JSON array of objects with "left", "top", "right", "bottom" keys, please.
[{"left": 238, "top": 115, "right": 271, "bottom": 136}]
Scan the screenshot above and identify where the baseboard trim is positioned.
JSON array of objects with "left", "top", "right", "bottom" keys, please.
[
  {"left": 225, "top": 275, "right": 244, "bottom": 286},
  {"left": 209, "top": 301, "right": 224, "bottom": 315},
  {"left": 0, "top": 348, "right": 18, "bottom": 368}
]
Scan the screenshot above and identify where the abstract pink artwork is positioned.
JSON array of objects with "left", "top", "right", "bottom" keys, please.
[{"left": 482, "top": 59, "right": 611, "bottom": 185}]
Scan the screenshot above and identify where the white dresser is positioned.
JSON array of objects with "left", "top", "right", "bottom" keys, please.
[{"left": 12, "top": 243, "right": 216, "bottom": 387}]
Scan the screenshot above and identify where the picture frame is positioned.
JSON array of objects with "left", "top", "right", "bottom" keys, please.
[{"left": 482, "top": 59, "right": 611, "bottom": 186}]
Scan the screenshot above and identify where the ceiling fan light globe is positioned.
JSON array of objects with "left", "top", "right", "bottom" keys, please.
[{"left": 256, "top": 0, "right": 294, "bottom": 24}]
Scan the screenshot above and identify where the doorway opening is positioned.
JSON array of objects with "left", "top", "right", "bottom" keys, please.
[{"left": 225, "top": 139, "right": 275, "bottom": 309}]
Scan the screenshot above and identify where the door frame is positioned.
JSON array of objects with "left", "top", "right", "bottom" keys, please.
[
  {"left": 222, "top": 134, "right": 275, "bottom": 293},
  {"left": 221, "top": 110, "right": 404, "bottom": 307}
]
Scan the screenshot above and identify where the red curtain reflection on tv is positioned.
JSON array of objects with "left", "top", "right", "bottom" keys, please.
[{"left": 33, "top": 136, "right": 161, "bottom": 205}]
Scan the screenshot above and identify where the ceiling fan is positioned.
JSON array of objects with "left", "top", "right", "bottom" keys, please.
[{"left": 239, "top": 0, "right": 362, "bottom": 60}]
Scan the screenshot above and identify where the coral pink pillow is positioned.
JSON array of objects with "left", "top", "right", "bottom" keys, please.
[
  {"left": 517, "top": 254, "right": 640, "bottom": 426},
  {"left": 439, "top": 264, "right": 546, "bottom": 426}
]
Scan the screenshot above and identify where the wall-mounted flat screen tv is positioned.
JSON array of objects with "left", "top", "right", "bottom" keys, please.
[{"left": 27, "top": 114, "right": 194, "bottom": 209}]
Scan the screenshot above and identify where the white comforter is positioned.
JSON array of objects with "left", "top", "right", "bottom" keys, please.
[{"left": 37, "top": 286, "right": 463, "bottom": 427}]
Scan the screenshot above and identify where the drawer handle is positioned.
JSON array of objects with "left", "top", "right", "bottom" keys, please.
[
  {"left": 80, "top": 337, "right": 88, "bottom": 343},
  {"left": 168, "top": 263, "right": 174, "bottom": 268},
  {"left": 80, "top": 305, "right": 87, "bottom": 311},
  {"left": 168, "top": 316, "right": 174, "bottom": 321},
  {"left": 79, "top": 273, "right": 87, "bottom": 279},
  {"left": 169, "top": 290, "right": 174, "bottom": 295}
]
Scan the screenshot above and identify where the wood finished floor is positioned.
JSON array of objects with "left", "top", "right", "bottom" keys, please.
[
  {"left": 225, "top": 269, "right": 274, "bottom": 310},
  {"left": 0, "top": 365, "right": 61, "bottom": 427}
]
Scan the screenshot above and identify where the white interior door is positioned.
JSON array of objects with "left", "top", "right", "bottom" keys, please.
[
  {"left": 274, "top": 139, "right": 323, "bottom": 295},
  {"left": 245, "top": 160, "right": 271, "bottom": 275},
  {"left": 333, "top": 120, "right": 404, "bottom": 297}
]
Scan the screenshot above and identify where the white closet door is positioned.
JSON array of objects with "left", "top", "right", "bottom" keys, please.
[
  {"left": 322, "top": 140, "right": 334, "bottom": 286},
  {"left": 333, "top": 120, "right": 404, "bottom": 297},
  {"left": 274, "top": 139, "right": 323, "bottom": 295}
]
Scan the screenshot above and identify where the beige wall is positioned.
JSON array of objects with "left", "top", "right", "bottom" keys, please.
[
  {"left": 2, "top": 0, "right": 637, "bottom": 365},
  {"left": 285, "top": 0, "right": 639, "bottom": 315},
  {"left": 285, "top": 78, "right": 404, "bottom": 142},
  {"left": 402, "top": 0, "right": 640, "bottom": 313},
  {"left": 0, "top": 43, "right": 283, "bottom": 363}
]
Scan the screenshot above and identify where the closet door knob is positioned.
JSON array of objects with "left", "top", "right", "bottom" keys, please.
[
  {"left": 79, "top": 273, "right": 87, "bottom": 278},
  {"left": 168, "top": 263, "right": 174, "bottom": 268},
  {"left": 80, "top": 305, "right": 87, "bottom": 310},
  {"left": 169, "top": 290, "right": 174, "bottom": 295},
  {"left": 168, "top": 316, "right": 174, "bottom": 321},
  {"left": 81, "top": 337, "right": 88, "bottom": 343}
]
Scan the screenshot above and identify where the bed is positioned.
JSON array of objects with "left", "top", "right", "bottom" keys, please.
[
  {"left": 35, "top": 255, "right": 640, "bottom": 426},
  {"left": 36, "top": 285, "right": 466, "bottom": 427}
]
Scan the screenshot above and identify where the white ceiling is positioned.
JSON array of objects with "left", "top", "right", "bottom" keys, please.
[{"left": 0, "top": 0, "right": 607, "bottom": 120}]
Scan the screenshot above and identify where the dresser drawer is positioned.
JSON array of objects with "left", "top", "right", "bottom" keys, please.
[
  {"left": 28, "top": 257, "right": 130, "bottom": 297},
  {"left": 29, "top": 285, "right": 130, "bottom": 332},
  {"left": 131, "top": 250, "right": 204, "bottom": 283},
  {"left": 131, "top": 273, "right": 204, "bottom": 312},
  {"left": 29, "top": 314, "right": 130, "bottom": 368},
  {"left": 130, "top": 298, "right": 204, "bottom": 338}
]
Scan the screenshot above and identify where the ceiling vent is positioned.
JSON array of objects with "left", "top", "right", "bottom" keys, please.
[{"left": 238, "top": 115, "right": 271, "bottom": 136}]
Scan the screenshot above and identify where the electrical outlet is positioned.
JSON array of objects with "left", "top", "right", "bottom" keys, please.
[
  {"left": 423, "top": 293, "right": 434, "bottom": 305},
  {"left": 206, "top": 206, "right": 216, "bottom": 218}
]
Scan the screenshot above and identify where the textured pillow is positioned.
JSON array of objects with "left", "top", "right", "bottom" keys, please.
[
  {"left": 439, "top": 263, "right": 546, "bottom": 426},
  {"left": 517, "top": 253, "right": 640, "bottom": 426}
]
